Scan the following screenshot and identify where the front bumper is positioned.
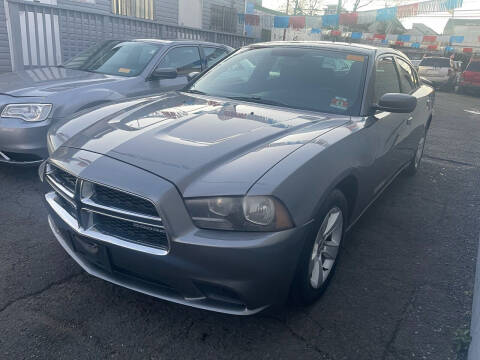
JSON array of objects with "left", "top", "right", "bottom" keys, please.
[
  {"left": 0, "top": 117, "right": 51, "bottom": 164},
  {"left": 43, "top": 149, "right": 309, "bottom": 315},
  {"left": 459, "top": 81, "right": 480, "bottom": 90}
]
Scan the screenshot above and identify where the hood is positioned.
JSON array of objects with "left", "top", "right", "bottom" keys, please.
[
  {"left": 0, "top": 67, "right": 123, "bottom": 97},
  {"left": 62, "top": 92, "right": 350, "bottom": 196}
]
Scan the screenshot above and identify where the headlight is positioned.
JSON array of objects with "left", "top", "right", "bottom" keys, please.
[
  {"left": 1, "top": 104, "right": 52, "bottom": 122},
  {"left": 185, "top": 196, "right": 294, "bottom": 231}
]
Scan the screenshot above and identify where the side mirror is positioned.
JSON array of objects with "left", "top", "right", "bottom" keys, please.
[
  {"left": 374, "top": 93, "right": 417, "bottom": 114},
  {"left": 151, "top": 67, "right": 178, "bottom": 80},
  {"left": 420, "top": 76, "right": 433, "bottom": 87},
  {"left": 187, "top": 71, "right": 200, "bottom": 82}
]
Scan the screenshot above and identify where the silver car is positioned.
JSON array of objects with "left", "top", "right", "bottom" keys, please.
[
  {"left": 42, "top": 42, "right": 435, "bottom": 315},
  {"left": 418, "top": 56, "right": 456, "bottom": 90},
  {"left": 0, "top": 39, "right": 232, "bottom": 164}
]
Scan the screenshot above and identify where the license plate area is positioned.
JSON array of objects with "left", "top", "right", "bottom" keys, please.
[{"left": 70, "top": 234, "right": 112, "bottom": 273}]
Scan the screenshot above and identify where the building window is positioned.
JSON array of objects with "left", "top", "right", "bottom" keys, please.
[
  {"left": 210, "top": 5, "right": 237, "bottom": 33},
  {"left": 112, "top": 0, "right": 153, "bottom": 20}
]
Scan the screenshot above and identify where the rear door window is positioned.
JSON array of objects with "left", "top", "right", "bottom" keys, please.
[
  {"left": 204, "top": 47, "right": 230, "bottom": 67},
  {"left": 374, "top": 57, "right": 401, "bottom": 103}
]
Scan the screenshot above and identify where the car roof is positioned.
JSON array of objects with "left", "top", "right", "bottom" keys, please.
[
  {"left": 247, "top": 41, "right": 407, "bottom": 58},
  {"left": 133, "top": 39, "right": 231, "bottom": 48}
]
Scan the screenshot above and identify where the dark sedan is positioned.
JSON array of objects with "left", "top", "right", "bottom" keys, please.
[
  {"left": 42, "top": 42, "right": 434, "bottom": 315},
  {"left": 0, "top": 39, "right": 232, "bottom": 164}
]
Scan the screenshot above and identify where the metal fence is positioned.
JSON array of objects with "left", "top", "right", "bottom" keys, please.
[{"left": 6, "top": 0, "right": 254, "bottom": 71}]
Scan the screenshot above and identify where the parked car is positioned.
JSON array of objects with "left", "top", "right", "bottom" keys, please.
[
  {"left": 456, "top": 58, "right": 480, "bottom": 94},
  {"left": 41, "top": 42, "right": 434, "bottom": 315},
  {"left": 0, "top": 39, "right": 233, "bottom": 164},
  {"left": 418, "top": 56, "right": 456, "bottom": 90}
]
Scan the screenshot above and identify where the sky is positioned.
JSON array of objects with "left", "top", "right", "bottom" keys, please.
[{"left": 261, "top": 0, "right": 480, "bottom": 33}]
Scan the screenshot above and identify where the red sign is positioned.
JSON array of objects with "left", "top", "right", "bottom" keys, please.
[
  {"left": 395, "top": 41, "right": 404, "bottom": 46},
  {"left": 423, "top": 35, "right": 437, "bottom": 42},
  {"left": 331, "top": 30, "right": 342, "bottom": 36},
  {"left": 463, "top": 48, "right": 473, "bottom": 53},
  {"left": 374, "top": 34, "right": 386, "bottom": 40},
  {"left": 339, "top": 13, "right": 358, "bottom": 25},
  {"left": 428, "top": 45, "right": 438, "bottom": 50}
]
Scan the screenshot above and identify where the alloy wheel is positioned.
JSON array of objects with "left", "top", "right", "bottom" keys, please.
[{"left": 308, "top": 207, "right": 343, "bottom": 289}]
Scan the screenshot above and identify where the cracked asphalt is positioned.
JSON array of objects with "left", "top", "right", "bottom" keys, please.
[{"left": 1, "top": 92, "right": 479, "bottom": 360}]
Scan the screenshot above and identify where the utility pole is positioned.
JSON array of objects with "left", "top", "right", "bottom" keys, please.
[{"left": 283, "top": 0, "right": 290, "bottom": 41}]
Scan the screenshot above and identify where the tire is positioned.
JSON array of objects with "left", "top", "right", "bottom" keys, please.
[
  {"left": 290, "top": 190, "right": 348, "bottom": 306},
  {"left": 405, "top": 130, "right": 427, "bottom": 176}
]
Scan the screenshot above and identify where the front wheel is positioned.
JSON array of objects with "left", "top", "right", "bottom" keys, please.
[
  {"left": 405, "top": 131, "right": 426, "bottom": 176},
  {"left": 290, "top": 190, "right": 348, "bottom": 306}
]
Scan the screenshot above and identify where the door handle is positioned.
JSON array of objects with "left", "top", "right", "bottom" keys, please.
[{"left": 407, "top": 116, "right": 413, "bottom": 125}]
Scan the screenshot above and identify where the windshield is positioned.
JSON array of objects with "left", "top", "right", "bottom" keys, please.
[
  {"left": 188, "top": 47, "right": 367, "bottom": 115},
  {"left": 63, "top": 40, "right": 162, "bottom": 77},
  {"left": 419, "top": 57, "right": 451, "bottom": 68},
  {"left": 466, "top": 61, "right": 480, "bottom": 72}
]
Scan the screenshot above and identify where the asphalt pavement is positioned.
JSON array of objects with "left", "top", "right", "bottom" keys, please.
[{"left": 0, "top": 92, "right": 479, "bottom": 360}]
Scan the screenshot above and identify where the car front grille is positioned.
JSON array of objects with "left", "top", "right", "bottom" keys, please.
[
  {"left": 92, "top": 184, "right": 158, "bottom": 217},
  {"left": 94, "top": 213, "right": 168, "bottom": 250},
  {"left": 49, "top": 165, "right": 77, "bottom": 194},
  {"left": 45, "top": 163, "right": 168, "bottom": 252}
]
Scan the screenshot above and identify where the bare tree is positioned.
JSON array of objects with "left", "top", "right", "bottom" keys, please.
[
  {"left": 277, "top": 0, "right": 324, "bottom": 16},
  {"left": 352, "top": 0, "right": 376, "bottom": 12}
]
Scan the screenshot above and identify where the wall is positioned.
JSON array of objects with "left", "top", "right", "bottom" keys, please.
[
  {"left": 202, "top": 0, "right": 245, "bottom": 34},
  {"left": 0, "top": 0, "right": 12, "bottom": 73}
]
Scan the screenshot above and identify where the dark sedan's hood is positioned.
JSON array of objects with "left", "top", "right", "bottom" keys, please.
[
  {"left": 63, "top": 92, "right": 350, "bottom": 196},
  {"left": 0, "top": 67, "right": 122, "bottom": 97}
]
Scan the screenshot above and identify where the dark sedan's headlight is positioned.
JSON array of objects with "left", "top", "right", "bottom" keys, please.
[{"left": 185, "top": 196, "right": 294, "bottom": 232}]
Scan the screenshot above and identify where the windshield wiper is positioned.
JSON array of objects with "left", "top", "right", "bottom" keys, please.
[{"left": 225, "top": 96, "right": 290, "bottom": 108}]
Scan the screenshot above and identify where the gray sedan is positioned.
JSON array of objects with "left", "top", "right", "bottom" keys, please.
[
  {"left": 42, "top": 42, "right": 434, "bottom": 315},
  {"left": 0, "top": 39, "right": 232, "bottom": 164}
]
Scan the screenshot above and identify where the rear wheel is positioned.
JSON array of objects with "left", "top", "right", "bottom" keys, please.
[{"left": 291, "top": 190, "right": 347, "bottom": 306}]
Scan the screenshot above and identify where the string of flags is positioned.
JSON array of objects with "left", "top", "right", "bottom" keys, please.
[
  {"left": 239, "top": 0, "right": 464, "bottom": 28},
  {"left": 297, "top": 30, "right": 477, "bottom": 53},
  {"left": 239, "top": 0, "right": 478, "bottom": 52}
]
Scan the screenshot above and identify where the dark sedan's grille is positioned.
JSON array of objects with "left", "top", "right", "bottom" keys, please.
[
  {"left": 51, "top": 167, "right": 77, "bottom": 193},
  {"left": 45, "top": 161, "right": 168, "bottom": 252},
  {"left": 58, "top": 196, "right": 77, "bottom": 220},
  {"left": 92, "top": 184, "right": 158, "bottom": 217},
  {"left": 94, "top": 213, "right": 168, "bottom": 250}
]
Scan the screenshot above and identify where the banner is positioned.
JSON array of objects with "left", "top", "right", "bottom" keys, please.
[
  {"left": 376, "top": 7, "right": 397, "bottom": 21},
  {"left": 450, "top": 36, "right": 464, "bottom": 43},
  {"left": 339, "top": 13, "right": 358, "bottom": 25},
  {"left": 322, "top": 14, "right": 339, "bottom": 27},
  {"left": 245, "top": 14, "right": 260, "bottom": 26},
  {"left": 289, "top": 16, "right": 306, "bottom": 29},
  {"left": 397, "top": 3, "right": 419, "bottom": 18},
  {"left": 274, "top": 16, "right": 290, "bottom": 28}
]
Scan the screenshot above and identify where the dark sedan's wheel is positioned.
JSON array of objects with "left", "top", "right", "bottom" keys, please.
[
  {"left": 291, "top": 190, "right": 347, "bottom": 306},
  {"left": 405, "top": 132, "right": 427, "bottom": 176}
]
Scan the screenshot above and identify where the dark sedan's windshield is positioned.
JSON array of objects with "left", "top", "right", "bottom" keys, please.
[
  {"left": 63, "top": 40, "right": 162, "bottom": 77},
  {"left": 188, "top": 47, "right": 367, "bottom": 115}
]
